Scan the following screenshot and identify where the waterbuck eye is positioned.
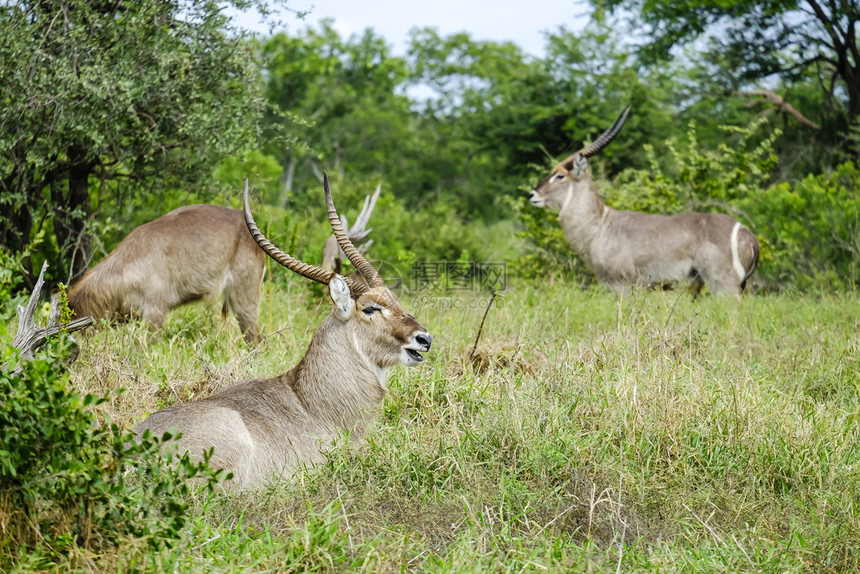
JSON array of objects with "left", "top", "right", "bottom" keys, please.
[
  {"left": 552, "top": 173, "right": 565, "bottom": 182},
  {"left": 362, "top": 306, "right": 381, "bottom": 316}
]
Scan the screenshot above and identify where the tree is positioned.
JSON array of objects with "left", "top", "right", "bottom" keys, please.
[
  {"left": 404, "top": 25, "right": 677, "bottom": 216},
  {"left": 262, "top": 21, "right": 417, "bottom": 209},
  {"left": 0, "top": 1, "right": 276, "bottom": 287},
  {"left": 593, "top": 0, "right": 860, "bottom": 124}
]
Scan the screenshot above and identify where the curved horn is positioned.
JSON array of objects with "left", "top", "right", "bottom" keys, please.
[
  {"left": 578, "top": 105, "right": 630, "bottom": 158},
  {"left": 243, "top": 179, "right": 368, "bottom": 295},
  {"left": 323, "top": 173, "right": 385, "bottom": 288}
]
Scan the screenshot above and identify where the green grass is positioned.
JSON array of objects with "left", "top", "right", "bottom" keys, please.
[{"left": 18, "top": 280, "right": 860, "bottom": 571}]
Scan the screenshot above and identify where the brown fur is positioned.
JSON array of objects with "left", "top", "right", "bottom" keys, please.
[{"left": 68, "top": 205, "right": 266, "bottom": 343}]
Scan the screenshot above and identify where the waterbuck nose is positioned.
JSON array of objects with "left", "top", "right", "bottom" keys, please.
[{"left": 415, "top": 333, "right": 432, "bottom": 350}]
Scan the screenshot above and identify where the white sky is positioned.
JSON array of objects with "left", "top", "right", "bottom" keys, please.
[{"left": 233, "top": 0, "right": 591, "bottom": 58}]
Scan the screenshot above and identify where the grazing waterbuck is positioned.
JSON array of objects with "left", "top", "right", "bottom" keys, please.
[
  {"left": 528, "top": 107, "right": 760, "bottom": 295},
  {"left": 68, "top": 204, "right": 266, "bottom": 343},
  {"left": 133, "top": 177, "right": 432, "bottom": 489}
]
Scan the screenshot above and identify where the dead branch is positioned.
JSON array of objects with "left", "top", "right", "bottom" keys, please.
[
  {"left": 469, "top": 291, "right": 501, "bottom": 360},
  {"left": 734, "top": 89, "right": 821, "bottom": 129},
  {"left": 6, "top": 261, "right": 94, "bottom": 377},
  {"left": 342, "top": 184, "right": 382, "bottom": 256}
]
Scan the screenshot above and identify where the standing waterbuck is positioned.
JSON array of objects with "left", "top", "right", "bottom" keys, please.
[
  {"left": 67, "top": 205, "right": 266, "bottom": 344},
  {"left": 133, "top": 177, "right": 432, "bottom": 489},
  {"left": 528, "top": 107, "right": 760, "bottom": 295}
]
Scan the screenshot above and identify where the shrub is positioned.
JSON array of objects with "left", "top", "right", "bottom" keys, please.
[
  {"left": 0, "top": 245, "right": 32, "bottom": 333},
  {"left": 611, "top": 117, "right": 778, "bottom": 215},
  {"left": 253, "top": 173, "right": 523, "bottom": 293},
  {"left": 0, "top": 336, "right": 223, "bottom": 568},
  {"left": 740, "top": 161, "right": 860, "bottom": 290}
]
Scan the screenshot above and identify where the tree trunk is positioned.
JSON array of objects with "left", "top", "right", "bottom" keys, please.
[
  {"left": 0, "top": 194, "right": 32, "bottom": 256},
  {"left": 0, "top": 176, "right": 35, "bottom": 288},
  {"left": 849, "top": 65, "right": 860, "bottom": 120},
  {"left": 53, "top": 145, "right": 93, "bottom": 284}
]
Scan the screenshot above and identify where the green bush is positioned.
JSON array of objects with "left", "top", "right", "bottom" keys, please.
[
  {"left": 741, "top": 161, "right": 860, "bottom": 290},
  {"left": 0, "top": 337, "right": 223, "bottom": 567},
  {"left": 611, "top": 117, "right": 779, "bottom": 214},
  {"left": 0, "top": 245, "right": 34, "bottom": 334}
]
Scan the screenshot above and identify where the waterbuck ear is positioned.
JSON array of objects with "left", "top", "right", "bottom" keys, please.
[
  {"left": 573, "top": 155, "right": 588, "bottom": 178},
  {"left": 560, "top": 157, "right": 575, "bottom": 172},
  {"left": 329, "top": 275, "right": 354, "bottom": 319}
]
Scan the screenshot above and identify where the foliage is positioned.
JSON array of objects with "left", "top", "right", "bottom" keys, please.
[
  {"left": 0, "top": 0, "right": 276, "bottom": 287},
  {"left": 742, "top": 160, "right": 860, "bottom": 290},
  {"left": 611, "top": 116, "right": 780, "bottom": 213},
  {"left": 0, "top": 248, "right": 29, "bottom": 330},
  {"left": 406, "top": 26, "right": 558, "bottom": 216},
  {"left": 593, "top": 0, "right": 860, "bottom": 123},
  {"left": 261, "top": 22, "right": 679, "bottom": 223},
  {"left": 261, "top": 22, "right": 417, "bottom": 210},
  {"left": 0, "top": 337, "right": 223, "bottom": 567},
  {"left": 347, "top": 187, "right": 520, "bottom": 281},
  {"left": 540, "top": 25, "right": 677, "bottom": 172},
  {"left": 405, "top": 24, "right": 675, "bottom": 218},
  {"left": 248, "top": 171, "right": 523, "bottom": 294}
]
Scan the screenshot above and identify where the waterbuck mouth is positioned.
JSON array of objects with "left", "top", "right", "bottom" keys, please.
[
  {"left": 528, "top": 191, "right": 545, "bottom": 207},
  {"left": 405, "top": 348, "right": 424, "bottom": 362},
  {"left": 402, "top": 332, "right": 431, "bottom": 366}
]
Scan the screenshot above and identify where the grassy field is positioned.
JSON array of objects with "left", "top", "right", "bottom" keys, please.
[{"left": 14, "top": 278, "right": 860, "bottom": 572}]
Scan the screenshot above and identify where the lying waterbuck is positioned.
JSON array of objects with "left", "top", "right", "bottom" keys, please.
[
  {"left": 67, "top": 205, "right": 265, "bottom": 344},
  {"left": 529, "top": 107, "right": 760, "bottom": 295},
  {"left": 133, "top": 177, "right": 432, "bottom": 489}
]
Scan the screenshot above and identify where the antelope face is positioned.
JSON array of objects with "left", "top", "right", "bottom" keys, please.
[
  {"left": 330, "top": 277, "right": 431, "bottom": 369},
  {"left": 529, "top": 155, "right": 589, "bottom": 211},
  {"left": 530, "top": 106, "right": 629, "bottom": 212}
]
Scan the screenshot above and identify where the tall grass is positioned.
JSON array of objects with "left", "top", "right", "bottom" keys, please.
[{"left": 21, "top": 280, "right": 860, "bottom": 571}]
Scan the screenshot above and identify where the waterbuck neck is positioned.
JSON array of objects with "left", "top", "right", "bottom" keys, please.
[
  {"left": 288, "top": 312, "right": 388, "bottom": 432},
  {"left": 558, "top": 180, "right": 610, "bottom": 256}
]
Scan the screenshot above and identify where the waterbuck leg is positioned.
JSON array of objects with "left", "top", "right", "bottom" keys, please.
[
  {"left": 225, "top": 287, "right": 262, "bottom": 345},
  {"left": 6, "top": 261, "right": 95, "bottom": 376}
]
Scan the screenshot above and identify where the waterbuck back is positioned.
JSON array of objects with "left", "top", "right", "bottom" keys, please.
[
  {"left": 529, "top": 107, "right": 760, "bottom": 296},
  {"left": 68, "top": 204, "right": 266, "bottom": 343},
  {"left": 133, "top": 178, "right": 432, "bottom": 489}
]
